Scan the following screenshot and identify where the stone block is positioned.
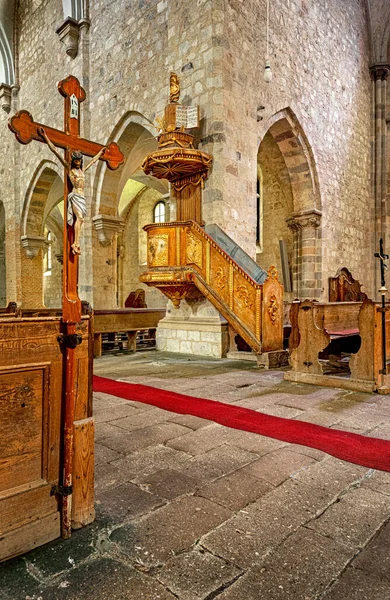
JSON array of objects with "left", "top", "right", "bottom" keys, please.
[
  {"left": 239, "top": 447, "right": 316, "bottom": 486},
  {"left": 215, "top": 527, "right": 353, "bottom": 600},
  {"left": 179, "top": 340, "right": 193, "bottom": 353},
  {"left": 188, "top": 330, "right": 200, "bottom": 341},
  {"left": 306, "top": 486, "right": 390, "bottom": 549},
  {"left": 166, "top": 338, "right": 180, "bottom": 352},
  {"left": 156, "top": 549, "right": 242, "bottom": 600}
]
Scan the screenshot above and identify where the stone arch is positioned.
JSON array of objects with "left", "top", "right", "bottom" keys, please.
[
  {"left": 92, "top": 112, "right": 168, "bottom": 309},
  {"left": 258, "top": 108, "right": 322, "bottom": 299},
  {"left": 22, "top": 160, "right": 63, "bottom": 237},
  {"left": 93, "top": 111, "right": 166, "bottom": 217},
  {"left": 21, "top": 161, "right": 63, "bottom": 308},
  {"left": 0, "top": 20, "right": 14, "bottom": 85},
  {"left": 262, "top": 108, "right": 321, "bottom": 213}
]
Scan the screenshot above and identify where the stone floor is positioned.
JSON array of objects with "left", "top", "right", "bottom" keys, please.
[{"left": 1, "top": 351, "right": 390, "bottom": 600}]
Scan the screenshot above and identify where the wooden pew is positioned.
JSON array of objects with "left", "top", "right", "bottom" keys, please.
[
  {"left": 93, "top": 308, "right": 166, "bottom": 357},
  {"left": 285, "top": 299, "right": 390, "bottom": 392}
]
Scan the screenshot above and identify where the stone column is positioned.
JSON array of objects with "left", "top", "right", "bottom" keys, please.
[
  {"left": 286, "top": 209, "right": 322, "bottom": 299},
  {"left": 370, "top": 64, "right": 389, "bottom": 294},
  {"left": 20, "top": 236, "right": 49, "bottom": 308},
  {"left": 91, "top": 215, "right": 124, "bottom": 308}
]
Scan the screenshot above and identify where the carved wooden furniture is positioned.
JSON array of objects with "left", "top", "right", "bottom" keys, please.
[
  {"left": 140, "top": 221, "right": 285, "bottom": 360},
  {"left": 329, "top": 267, "right": 368, "bottom": 302},
  {"left": 124, "top": 288, "right": 147, "bottom": 308},
  {"left": 93, "top": 308, "right": 166, "bottom": 357},
  {"left": 141, "top": 73, "right": 212, "bottom": 224},
  {"left": 0, "top": 310, "right": 93, "bottom": 562},
  {"left": 285, "top": 299, "right": 390, "bottom": 392}
]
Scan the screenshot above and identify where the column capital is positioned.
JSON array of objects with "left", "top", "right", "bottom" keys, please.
[
  {"left": 369, "top": 63, "right": 390, "bottom": 81},
  {"left": 56, "top": 17, "right": 90, "bottom": 59},
  {"left": 0, "top": 84, "right": 12, "bottom": 113},
  {"left": 21, "top": 235, "right": 49, "bottom": 258},
  {"left": 286, "top": 209, "right": 322, "bottom": 232},
  {"left": 92, "top": 214, "right": 125, "bottom": 246}
]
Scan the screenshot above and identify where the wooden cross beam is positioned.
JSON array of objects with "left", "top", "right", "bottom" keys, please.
[{"left": 9, "top": 75, "right": 124, "bottom": 540}]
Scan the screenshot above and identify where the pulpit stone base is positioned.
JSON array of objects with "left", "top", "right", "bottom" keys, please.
[{"left": 156, "top": 298, "right": 229, "bottom": 358}]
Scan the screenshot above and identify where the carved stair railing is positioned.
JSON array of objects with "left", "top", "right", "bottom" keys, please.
[{"left": 140, "top": 221, "right": 284, "bottom": 355}]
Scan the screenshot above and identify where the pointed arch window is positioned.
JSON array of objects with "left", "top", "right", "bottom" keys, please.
[{"left": 153, "top": 201, "right": 166, "bottom": 223}]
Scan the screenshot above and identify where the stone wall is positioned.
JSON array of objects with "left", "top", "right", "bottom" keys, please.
[{"left": 0, "top": 0, "right": 382, "bottom": 313}]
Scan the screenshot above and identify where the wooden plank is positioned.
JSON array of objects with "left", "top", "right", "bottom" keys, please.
[
  {"left": 284, "top": 371, "right": 376, "bottom": 393},
  {"left": 0, "top": 481, "right": 58, "bottom": 535},
  {"left": 93, "top": 309, "right": 165, "bottom": 333},
  {"left": 72, "top": 418, "right": 95, "bottom": 530},
  {"left": 0, "top": 512, "right": 60, "bottom": 562}
]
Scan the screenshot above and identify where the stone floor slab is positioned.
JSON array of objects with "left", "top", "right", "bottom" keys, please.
[
  {"left": 155, "top": 549, "right": 242, "bottom": 600},
  {"left": 196, "top": 468, "right": 273, "bottom": 511},
  {"left": 216, "top": 527, "right": 353, "bottom": 600},
  {"left": 307, "top": 486, "right": 390, "bottom": 549},
  {"left": 240, "top": 447, "right": 317, "bottom": 486},
  {"left": 96, "top": 482, "right": 164, "bottom": 521}
]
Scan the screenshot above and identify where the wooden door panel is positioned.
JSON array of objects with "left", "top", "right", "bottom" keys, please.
[{"left": 0, "top": 365, "right": 50, "bottom": 493}]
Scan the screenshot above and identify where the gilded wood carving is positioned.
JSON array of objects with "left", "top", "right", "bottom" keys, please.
[
  {"left": 148, "top": 235, "right": 169, "bottom": 266},
  {"left": 186, "top": 231, "right": 203, "bottom": 268}
]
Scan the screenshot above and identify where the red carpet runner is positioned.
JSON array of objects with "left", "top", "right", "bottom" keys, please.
[{"left": 93, "top": 375, "right": 390, "bottom": 473}]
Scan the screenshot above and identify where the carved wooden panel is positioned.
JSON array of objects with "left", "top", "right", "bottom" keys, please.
[
  {"left": 233, "top": 270, "right": 257, "bottom": 333},
  {"left": 329, "top": 267, "right": 368, "bottom": 302},
  {"left": 262, "top": 267, "right": 283, "bottom": 352},
  {"left": 185, "top": 229, "right": 203, "bottom": 270},
  {"left": 148, "top": 234, "right": 169, "bottom": 266},
  {"left": 210, "top": 250, "right": 230, "bottom": 307}
]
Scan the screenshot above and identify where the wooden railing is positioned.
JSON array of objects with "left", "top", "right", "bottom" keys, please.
[{"left": 140, "top": 221, "right": 284, "bottom": 355}]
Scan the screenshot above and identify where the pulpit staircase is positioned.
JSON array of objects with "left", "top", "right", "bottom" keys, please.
[{"left": 140, "top": 221, "right": 284, "bottom": 357}]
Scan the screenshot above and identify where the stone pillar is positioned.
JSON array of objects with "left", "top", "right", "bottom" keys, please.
[
  {"left": 286, "top": 209, "right": 322, "bottom": 299},
  {"left": 370, "top": 64, "right": 389, "bottom": 295},
  {"left": 20, "top": 236, "right": 48, "bottom": 308},
  {"left": 91, "top": 215, "right": 125, "bottom": 308}
]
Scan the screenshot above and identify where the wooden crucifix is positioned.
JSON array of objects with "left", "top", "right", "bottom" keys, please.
[
  {"left": 9, "top": 75, "right": 124, "bottom": 322},
  {"left": 9, "top": 75, "right": 124, "bottom": 538}
]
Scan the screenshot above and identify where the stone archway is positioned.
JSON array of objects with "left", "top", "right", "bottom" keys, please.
[
  {"left": 258, "top": 108, "right": 322, "bottom": 299},
  {"left": 92, "top": 112, "right": 168, "bottom": 309},
  {"left": 21, "top": 161, "right": 63, "bottom": 307}
]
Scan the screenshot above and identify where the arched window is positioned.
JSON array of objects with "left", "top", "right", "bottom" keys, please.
[
  {"left": 44, "top": 230, "right": 52, "bottom": 274},
  {"left": 153, "top": 201, "right": 166, "bottom": 223}
]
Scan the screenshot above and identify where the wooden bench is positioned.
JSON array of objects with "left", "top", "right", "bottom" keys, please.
[
  {"left": 285, "top": 299, "right": 390, "bottom": 392},
  {"left": 93, "top": 308, "right": 166, "bottom": 357}
]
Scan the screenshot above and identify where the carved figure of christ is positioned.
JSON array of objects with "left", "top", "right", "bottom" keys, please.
[{"left": 38, "top": 127, "right": 105, "bottom": 255}]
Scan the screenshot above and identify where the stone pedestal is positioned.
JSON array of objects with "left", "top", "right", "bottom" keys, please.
[{"left": 156, "top": 297, "right": 229, "bottom": 358}]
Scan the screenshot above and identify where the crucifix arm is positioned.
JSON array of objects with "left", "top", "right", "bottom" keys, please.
[
  {"left": 84, "top": 146, "right": 106, "bottom": 172},
  {"left": 38, "top": 127, "right": 69, "bottom": 169}
]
